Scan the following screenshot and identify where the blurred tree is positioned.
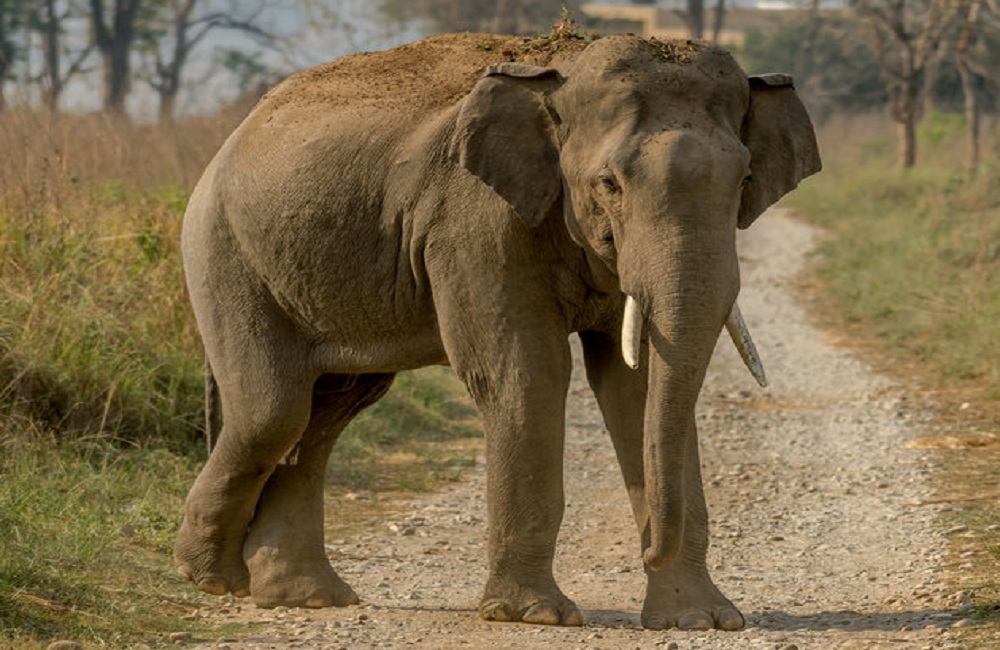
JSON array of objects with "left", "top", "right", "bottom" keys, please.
[
  {"left": 137, "top": 0, "right": 275, "bottom": 121},
  {"left": 219, "top": 48, "right": 271, "bottom": 94},
  {"left": 739, "top": 16, "right": 886, "bottom": 119},
  {"left": 683, "top": 0, "right": 705, "bottom": 38},
  {"left": 711, "top": 0, "right": 726, "bottom": 43},
  {"left": 89, "top": 0, "right": 143, "bottom": 114},
  {"left": 33, "top": 0, "right": 94, "bottom": 111},
  {"left": 379, "top": 0, "right": 581, "bottom": 34},
  {"left": 853, "top": 0, "right": 963, "bottom": 168},
  {"left": 952, "top": 0, "right": 998, "bottom": 175},
  {"left": 0, "top": 0, "right": 28, "bottom": 110}
]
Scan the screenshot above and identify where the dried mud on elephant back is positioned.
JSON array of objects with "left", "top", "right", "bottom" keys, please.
[{"left": 263, "top": 31, "right": 604, "bottom": 117}]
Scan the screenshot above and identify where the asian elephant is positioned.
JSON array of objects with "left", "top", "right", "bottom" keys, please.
[{"left": 174, "top": 32, "right": 820, "bottom": 630}]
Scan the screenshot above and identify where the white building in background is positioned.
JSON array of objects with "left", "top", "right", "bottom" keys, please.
[{"left": 580, "top": 0, "right": 836, "bottom": 46}]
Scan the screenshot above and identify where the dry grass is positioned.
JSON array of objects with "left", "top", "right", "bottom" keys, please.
[
  {"left": 0, "top": 110, "right": 241, "bottom": 450},
  {"left": 0, "top": 107, "right": 480, "bottom": 647}
]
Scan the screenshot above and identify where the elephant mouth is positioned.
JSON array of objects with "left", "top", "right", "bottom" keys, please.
[{"left": 620, "top": 294, "right": 767, "bottom": 388}]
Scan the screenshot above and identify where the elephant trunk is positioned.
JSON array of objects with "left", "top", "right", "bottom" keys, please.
[{"left": 633, "top": 251, "right": 738, "bottom": 571}]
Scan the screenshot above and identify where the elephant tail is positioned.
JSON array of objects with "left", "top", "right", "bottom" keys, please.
[{"left": 204, "top": 357, "right": 222, "bottom": 457}]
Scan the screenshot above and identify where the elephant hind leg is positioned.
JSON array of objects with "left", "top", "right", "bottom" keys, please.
[
  {"left": 174, "top": 349, "right": 315, "bottom": 600},
  {"left": 244, "top": 373, "right": 394, "bottom": 608}
]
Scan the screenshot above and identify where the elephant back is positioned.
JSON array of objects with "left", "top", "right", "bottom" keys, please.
[{"left": 253, "top": 33, "right": 591, "bottom": 119}]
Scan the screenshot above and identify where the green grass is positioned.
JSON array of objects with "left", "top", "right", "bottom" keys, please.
[
  {"left": 932, "top": 444, "right": 1000, "bottom": 650},
  {"left": 790, "top": 114, "right": 1000, "bottom": 399},
  {"left": 0, "top": 367, "right": 477, "bottom": 648},
  {"left": 0, "top": 111, "right": 481, "bottom": 648},
  {"left": 0, "top": 440, "right": 215, "bottom": 647},
  {"left": 329, "top": 367, "right": 479, "bottom": 492},
  {"left": 0, "top": 182, "right": 205, "bottom": 451},
  {"left": 788, "top": 112, "right": 1000, "bottom": 645}
]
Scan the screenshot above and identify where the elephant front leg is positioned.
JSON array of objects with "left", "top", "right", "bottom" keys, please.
[
  {"left": 579, "top": 331, "right": 744, "bottom": 631},
  {"left": 451, "top": 334, "right": 580, "bottom": 626}
]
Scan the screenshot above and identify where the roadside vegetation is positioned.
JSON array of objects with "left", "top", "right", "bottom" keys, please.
[
  {"left": 788, "top": 112, "right": 1000, "bottom": 646},
  {"left": 0, "top": 110, "right": 479, "bottom": 648}
]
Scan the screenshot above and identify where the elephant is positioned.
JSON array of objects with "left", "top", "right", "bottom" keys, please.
[{"left": 174, "top": 32, "right": 820, "bottom": 631}]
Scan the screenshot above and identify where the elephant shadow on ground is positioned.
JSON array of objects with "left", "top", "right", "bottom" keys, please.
[
  {"left": 747, "top": 607, "right": 969, "bottom": 632},
  {"left": 521, "top": 606, "right": 971, "bottom": 633},
  {"left": 331, "top": 604, "right": 977, "bottom": 636}
]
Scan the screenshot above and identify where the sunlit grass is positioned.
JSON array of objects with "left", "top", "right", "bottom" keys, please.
[
  {"left": 791, "top": 112, "right": 1000, "bottom": 400},
  {"left": 0, "top": 110, "right": 480, "bottom": 648}
]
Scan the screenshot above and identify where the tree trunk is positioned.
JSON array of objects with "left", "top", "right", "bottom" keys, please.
[
  {"left": 891, "top": 46, "right": 920, "bottom": 170},
  {"left": 956, "top": 65, "right": 979, "bottom": 177},
  {"left": 103, "top": 45, "right": 130, "bottom": 114},
  {"left": 711, "top": 0, "right": 726, "bottom": 44},
  {"left": 894, "top": 77, "right": 919, "bottom": 169},
  {"left": 922, "top": 53, "right": 940, "bottom": 117},
  {"left": 42, "top": 0, "right": 61, "bottom": 112},
  {"left": 92, "top": 0, "right": 140, "bottom": 115},
  {"left": 897, "top": 117, "right": 917, "bottom": 169},
  {"left": 686, "top": 0, "right": 705, "bottom": 39},
  {"left": 0, "top": 3, "right": 7, "bottom": 112},
  {"left": 956, "top": 3, "right": 981, "bottom": 178},
  {"left": 158, "top": 87, "right": 178, "bottom": 122}
]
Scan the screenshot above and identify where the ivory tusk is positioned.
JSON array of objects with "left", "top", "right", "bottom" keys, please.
[
  {"left": 621, "top": 294, "right": 642, "bottom": 370},
  {"left": 725, "top": 302, "right": 768, "bottom": 388}
]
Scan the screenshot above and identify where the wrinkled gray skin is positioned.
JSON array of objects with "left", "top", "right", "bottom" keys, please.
[{"left": 175, "top": 33, "right": 820, "bottom": 630}]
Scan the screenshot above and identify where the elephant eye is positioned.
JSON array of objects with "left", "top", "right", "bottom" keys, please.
[
  {"left": 595, "top": 170, "right": 620, "bottom": 194},
  {"left": 740, "top": 174, "right": 753, "bottom": 189}
]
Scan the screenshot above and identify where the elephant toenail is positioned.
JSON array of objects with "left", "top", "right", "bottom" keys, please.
[
  {"left": 718, "top": 608, "right": 745, "bottom": 630},
  {"left": 677, "top": 611, "right": 714, "bottom": 630},
  {"left": 522, "top": 603, "right": 560, "bottom": 625},
  {"left": 197, "top": 577, "right": 229, "bottom": 596},
  {"left": 562, "top": 606, "right": 585, "bottom": 627},
  {"left": 481, "top": 601, "right": 512, "bottom": 622}
]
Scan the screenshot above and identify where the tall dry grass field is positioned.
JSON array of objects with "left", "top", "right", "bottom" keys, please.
[
  {"left": 0, "top": 110, "right": 240, "bottom": 448},
  {"left": 0, "top": 108, "right": 478, "bottom": 647},
  {"left": 0, "top": 110, "right": 242, "bottom": 646}
]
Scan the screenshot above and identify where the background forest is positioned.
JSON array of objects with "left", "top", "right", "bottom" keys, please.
[{"left": 1, "top": 1, "right": 998, "bottom": 648}]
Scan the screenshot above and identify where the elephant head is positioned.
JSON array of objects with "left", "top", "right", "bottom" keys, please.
[{"left": 452, "top": 36, "right": 820, "bottom": 570}]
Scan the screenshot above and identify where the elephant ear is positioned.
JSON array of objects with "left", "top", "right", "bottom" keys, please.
[
  {"left": 738, "top": 74, "right": 822, "bottom": 229},
  {"left": 450, "top": 63, "right": 563, "bottom": 228}
]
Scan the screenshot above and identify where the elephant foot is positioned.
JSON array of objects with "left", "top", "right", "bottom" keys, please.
[
  {"left": 641, "top": 568, "right": 744, "bottom": 631},
  {"left": 479, "top": 574, "right": 583, "bottom": 626},
  {"left": 174, "top": 519, "right": 250, "bottom": 598},
  {"left": 244, "top": 542, "right": 359, "bottom": 609}
]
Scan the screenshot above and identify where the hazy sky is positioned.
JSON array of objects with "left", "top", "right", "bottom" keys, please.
[
  {"left": 20, "top": 0, "right": 427, "bottom": 117},
  {"left": 159, "top": 0, "right": 427, "bottom": 116}
]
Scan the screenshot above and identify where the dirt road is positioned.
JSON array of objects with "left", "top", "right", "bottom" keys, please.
[{"left": 193, "top": 211, "right": 967, "bottom": 649}]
